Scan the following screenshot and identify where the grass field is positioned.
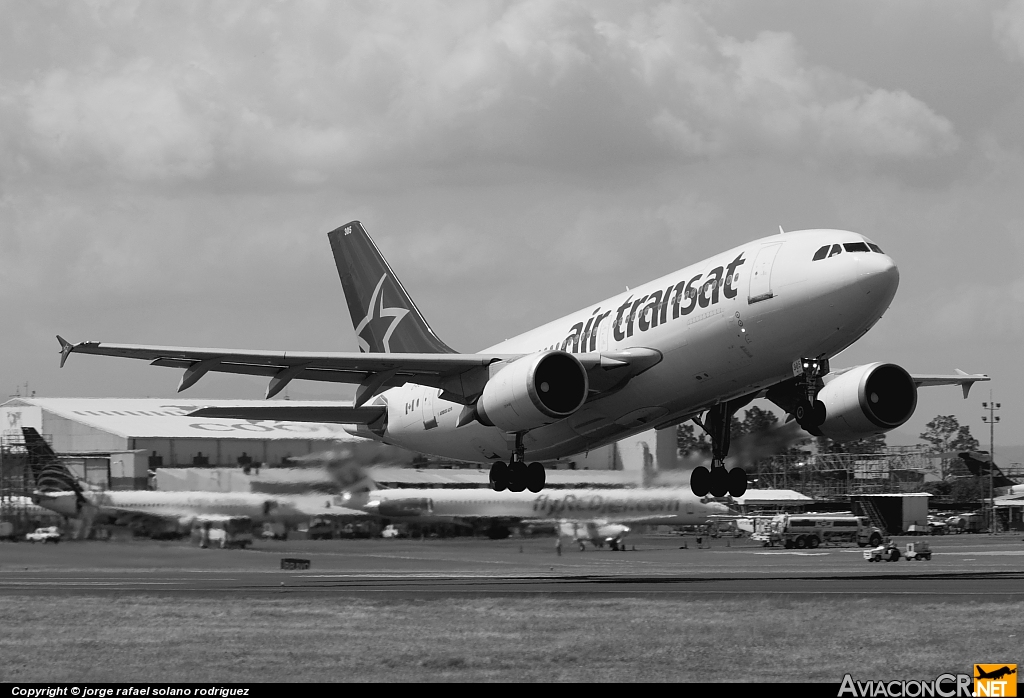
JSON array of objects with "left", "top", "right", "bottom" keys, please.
[{"left": 2, "top": 595, "right": 1021, "bottom": 682}]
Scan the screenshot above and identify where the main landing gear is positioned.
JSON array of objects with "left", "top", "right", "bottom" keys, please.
[
  {"left": 489, "top": 432, "right": 546, "bottom": 493},
  {"left": 689, "top": 399, "right": 751, "bottom": 499}
]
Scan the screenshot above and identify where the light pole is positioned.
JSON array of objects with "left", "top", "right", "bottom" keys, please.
[{"left": 981, "top": 395, "right": 1001, "bottom": 534}]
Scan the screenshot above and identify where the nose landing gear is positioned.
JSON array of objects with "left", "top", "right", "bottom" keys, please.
[{"left": 489, "top": 432, "right": 546, "bottom": 493}]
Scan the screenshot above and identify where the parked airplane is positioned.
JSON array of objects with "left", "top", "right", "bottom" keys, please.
[
  {"left": 57, "top": 222, "right": 988, "bottom": 498},
  {"left": 954, "top": 451, "right": 1019, "bottom": 491},
  {"left": 22, "top": 428, "right": 362, "bottom": 537}
]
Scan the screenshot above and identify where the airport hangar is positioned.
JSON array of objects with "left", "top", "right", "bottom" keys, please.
[{"left": 0, "top": 397, "right": 385, "bottom": 489}]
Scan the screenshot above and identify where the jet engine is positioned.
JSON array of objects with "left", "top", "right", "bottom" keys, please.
[
  {"left": 815, "top": 362, "right": 917, "bottom": 440},
  {"left": 476, "top": 351, "right": 589, "bottom": 433},
  {"left": 377, "top": 498, "right": 434, "bottom": 517}
]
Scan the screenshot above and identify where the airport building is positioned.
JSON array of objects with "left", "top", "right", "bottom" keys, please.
[{"left": 0, "top": 397, "right": 375, "bottom": 489}]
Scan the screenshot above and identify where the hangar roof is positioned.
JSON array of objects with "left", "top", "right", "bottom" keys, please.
[
  {"left": 734, "top": 489, "right": 814, "bottom": 505},
  {"left": 1, "top": 398, "right": 362, "bottom": 441}
]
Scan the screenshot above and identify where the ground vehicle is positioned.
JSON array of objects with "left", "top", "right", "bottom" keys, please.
[
  {"left": 863, "top": 542, "right": 901, "bottom": 562},
  {"left": 307, "top": 517, "right": 337, "bottom": 540},
  {"left": 192, "top": 520, "right": 253, "bottom": 549},
  {"left": 763, "top": 514, "right": 883, "bottom": 549},
  {"left": 25, "top": 526, "right": 62, "bottom": 544},
  {"left": 381, "top": 525, "right": 402, "bottom": 539},
  {"left": 0, "top": 521, "right": 16, "bottom": 541},
  {"left": 903, "top": 541, "right": 932, "bottom": 560},
  {"left": 261, "top": 522, "right": 288, "bottom": 540},
  {"left": 946, "top": 513, "right": 985, "bottom": 533}
]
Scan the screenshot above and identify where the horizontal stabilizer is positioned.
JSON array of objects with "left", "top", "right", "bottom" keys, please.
[{"left": 188, "top": 405, "right": 387, "bottom": 424}]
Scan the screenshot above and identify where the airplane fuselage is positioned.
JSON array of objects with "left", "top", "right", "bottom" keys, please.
[
  {"left": 341, "top": 487, "right": 731, "bottom": 525},
  {"left": 35, "top": 490, "right": 350, "bottom": 526},
  {"left": 359, "top": 229, "right": 899, "bottom": 463}
]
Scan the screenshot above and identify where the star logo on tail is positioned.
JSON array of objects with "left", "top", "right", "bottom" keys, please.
[{"left": 355, "top": 274, "right": 409, "bottom": 353}]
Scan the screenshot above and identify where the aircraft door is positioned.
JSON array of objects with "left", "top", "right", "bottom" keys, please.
[{"left": 747, "top": 243, "right": 782, "bottom": 304}]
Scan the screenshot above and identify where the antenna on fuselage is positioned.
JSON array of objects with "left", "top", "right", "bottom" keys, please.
[{"left": 778, "top": 225, "right": 785, "bottom": 234}]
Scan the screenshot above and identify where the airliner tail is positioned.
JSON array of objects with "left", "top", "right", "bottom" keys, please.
[{"left": 328, "top": 221, "right": 456, "bottom": 354}]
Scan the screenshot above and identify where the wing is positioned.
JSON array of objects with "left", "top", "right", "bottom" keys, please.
[
  {"left": 57, "top": 336, "right": 661, "bottom": 408},
  {"left": 910, "top": 369, "right": 989, "bottom": 399},
  {"left": 101, "top": 509, "right": 239, "bottom": 531},
  {"left": 828, "top": 366, "right": 989, "bottom": 399},
  {"left": 188, "top": 405, "right": 389, "bottom": 424}
]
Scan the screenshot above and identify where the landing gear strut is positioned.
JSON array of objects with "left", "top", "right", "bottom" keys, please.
[
  {"left": 765, "top": 357, "right": 829, "bottom": 436},
  {"left": 489, "top": 432, "right": 546, "bottom": 493},
  {"left": 689, "top": 396, "right": 754, "bottom": 499},
  {"left": 794, "top": 358, "right": 828, "bottom": 435}
]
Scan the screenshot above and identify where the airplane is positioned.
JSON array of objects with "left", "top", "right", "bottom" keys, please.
[
  {"left": 57, "top": 221, "right": 989, "bottom": 499},
  {"left": 334, "top": 485, "right": 731, "bottom": 538},
  {"left": 22, "top": 428, "right": 364, "bottom": 539},
  {"left": 954, "top": 451, "right": 1019, "bottom": 491},
  {"left": 974, "top": 666, "right": 1017, "bottom": 681},
  {"left": 266, "top": 442, "right": 728, "bottom": 540}
]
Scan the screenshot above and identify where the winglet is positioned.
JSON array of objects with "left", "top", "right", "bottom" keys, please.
[
  {"left": 955, "top": 369, "right": 983, "bottom": 399},
  {"left": 56, "top": 335, "right": 74, "bottom": 368}
]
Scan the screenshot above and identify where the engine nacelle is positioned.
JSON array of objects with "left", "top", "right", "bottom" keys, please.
[
  {"left": 377, "top": 498, "right": 434, "bottom": 518},
  {"left": 816, "top": 362, "right": 917, "bottom": 440},
  {"left": 476, "top": 351, "right": 589, "bottom": 433}
]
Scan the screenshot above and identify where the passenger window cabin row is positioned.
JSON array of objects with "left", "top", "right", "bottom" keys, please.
[{"left": 812, "top": 241, "right": 883, "bottom": 261}]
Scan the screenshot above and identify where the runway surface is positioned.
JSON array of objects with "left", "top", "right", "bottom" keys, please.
[{"left": 3, "top": 533, "right": 1024, "bottom": 599}]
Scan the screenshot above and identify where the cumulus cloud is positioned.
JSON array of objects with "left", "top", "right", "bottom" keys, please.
[
  {"left": 1, "top": 0, "right": 959, "bottom": 189},
  {"left": 995, "top": 0, "right": 1024, "bottom": 62},
  {"left": 24, "top": 63, "right": 215, "bottom": 181}
]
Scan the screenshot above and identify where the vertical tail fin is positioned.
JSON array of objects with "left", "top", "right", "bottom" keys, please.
[
  {"left": 22, "top": 427, "right": 81, "bottom": 494},
  {"left": 328, "top": 221, "right": 456, "bottom": 354}
]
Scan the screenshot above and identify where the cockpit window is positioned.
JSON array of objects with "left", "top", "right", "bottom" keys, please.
[
  {"left": 844, "top": 242, "right": 871, "bottom": 253},
  {"left": 828, "top": 244, "right": 842, "bottom": 258},
  {"left": 868, "top": 243, "right": 883, "bottom": 253},
  {"left": 812, "top": 245, "right": 829, "bottom": 261}
]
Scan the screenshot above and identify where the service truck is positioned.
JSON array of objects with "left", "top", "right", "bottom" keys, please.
[{"left": 757, "top": 514, "right": 883, "bottom": 549}]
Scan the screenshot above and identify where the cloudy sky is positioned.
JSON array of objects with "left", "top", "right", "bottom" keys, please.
[{"left": 2, "top": 1, "right": 1022, "bottom": 457}]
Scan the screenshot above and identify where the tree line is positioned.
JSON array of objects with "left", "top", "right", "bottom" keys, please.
[{"left": 676, "top": 409, "right": 986, "bottom": 501}]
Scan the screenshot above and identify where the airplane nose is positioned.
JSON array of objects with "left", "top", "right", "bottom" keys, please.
[{"left": 856, "top": 253, "right": 900, "bottom": 303}]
